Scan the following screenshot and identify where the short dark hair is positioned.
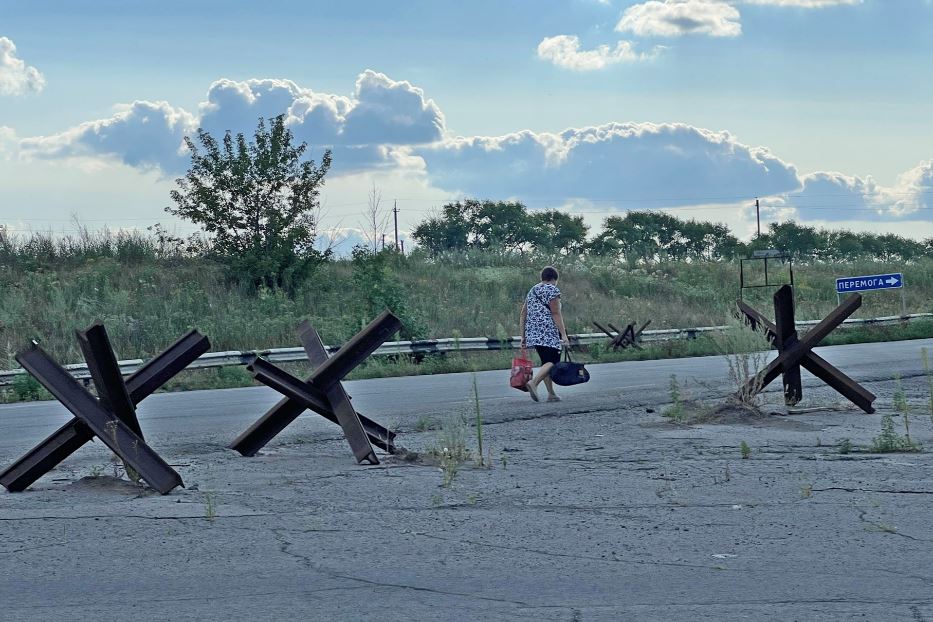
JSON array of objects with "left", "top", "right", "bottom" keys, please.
[{"left": 540, "top": 266, "right": 559, "bottom": 282}]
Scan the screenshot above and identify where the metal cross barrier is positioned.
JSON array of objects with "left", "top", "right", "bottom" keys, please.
[
  {"left": 736, "top": 285, "right": 876, "bottom": 413},
  {"left": 0, "top": 323, "right": 209, "bottom": 493},
  {"left": 593, "top": 320, "right": 652, "bottom": 350},
  {"left": 229, "top": 311, "right": 401, "bottom": 463}
]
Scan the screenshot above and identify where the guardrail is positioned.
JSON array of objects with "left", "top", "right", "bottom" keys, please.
[{"left": 1, "top": 312, "right": 929, "bottom": 387}]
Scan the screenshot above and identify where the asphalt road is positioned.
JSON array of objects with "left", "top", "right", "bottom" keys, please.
[{"left": 1, "top": 338, "right": 932, "bottom": 621}]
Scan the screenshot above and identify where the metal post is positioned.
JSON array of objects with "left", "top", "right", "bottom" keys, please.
[
  {"left": 756, "top": 198, "right": 761, "bottom": 238},
  {"left": 902, "top": 276, "right": 907, "bottom": 317}
]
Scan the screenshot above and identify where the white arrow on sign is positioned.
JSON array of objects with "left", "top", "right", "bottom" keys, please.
[{"left": 885, "top": 276, "right": 900, "bottom": 286}]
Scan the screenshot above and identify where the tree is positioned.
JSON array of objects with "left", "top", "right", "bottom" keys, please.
[
  {"left": 360, "top": 182, "right": 389, "bottom": 254},
  {"left": 529, "top": 210, "right": 589, "bottom": 254},
  {"left": 411, "top": 202, "right": 471, "bottom": 256},
  {"left": 168, "top": 115, "right": 332, "bottom": 290}
]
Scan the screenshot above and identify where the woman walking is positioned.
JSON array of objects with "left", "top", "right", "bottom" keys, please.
[{"left": 519, "top": 266, "right": 569, "bottom": 402}]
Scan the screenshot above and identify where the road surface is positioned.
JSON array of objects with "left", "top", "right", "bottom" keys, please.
[{"left": 1, "top": 338, "right": 932, "bottom": 621}]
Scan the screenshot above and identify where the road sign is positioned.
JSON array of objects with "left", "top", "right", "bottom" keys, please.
[
  {"left": 751, "top": 249, "right": 787, "bottom": 259},
  {"left": 836, "top": 273, "right": 903, "bottom": 294}
]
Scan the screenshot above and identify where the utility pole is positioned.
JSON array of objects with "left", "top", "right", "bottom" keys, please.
[
  {"left": 392, "top": 200, "right": 399, "bottom": 250},
  {"left": 755, "top": 197, "right": 761, "bottom": 239}
]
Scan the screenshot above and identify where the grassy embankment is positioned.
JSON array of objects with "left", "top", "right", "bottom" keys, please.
[{"left": 1, "top": 240, "right": 931, "bottom": 402}]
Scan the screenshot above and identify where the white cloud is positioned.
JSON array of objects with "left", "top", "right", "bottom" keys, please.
[
  {"left": 537, "top": 35, "right": 661, "bottom": 70},
  {"left": 19, "top": 70, "right": 446, "bottom": 176},
  {"left": 416, "top": 122, "right": 800, "bottom": 205},
  {"left": 13, "top": 68, "right": 929, "bottom": 226},
  {"left": 616, "top": 1, "right": 742, "bottom": 37},
  {"left": 890, "top": 160, "right": 933, "bottom": 217},
  {"left": 20, "top": 101, "right": 197, "bottom": 173},
  {"left": 341, "top": 70, "right": 446, "bottom": 145},
  {"left": 0, "top": 37, "right": 45, "bottom": 95},
  {"left": 772, "top": 164, "right": 933, "bottom": 221},
  {"left": 738, "top": 0, "right": 861, "bottom": 7}
]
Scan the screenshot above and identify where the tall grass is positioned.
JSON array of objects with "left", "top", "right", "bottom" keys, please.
[{"left": 1, "top": 229, "right": 931, "bottom": 365}]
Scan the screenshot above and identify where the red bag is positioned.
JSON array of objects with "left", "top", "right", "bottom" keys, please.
[{"left": 510, "top": 348, "right": 533, "bottom": 391}]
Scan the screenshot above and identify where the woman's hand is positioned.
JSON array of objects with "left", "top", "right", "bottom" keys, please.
[{"left": 560, "top": 335, "right": 570, "bottom": 346}]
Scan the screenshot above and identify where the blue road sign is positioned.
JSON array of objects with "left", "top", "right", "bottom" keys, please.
[{"left": 836, "top": 273, "right": 903, "bottom": 293}]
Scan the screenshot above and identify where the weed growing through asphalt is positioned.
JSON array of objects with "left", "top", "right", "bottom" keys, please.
[
  {"left": 870, "top": 414, "right": 921, "bottom": 453},
  {"left": 714, "top": 319, "right": 768, "bottom": 407},
  {"left": 892, "top": 374, "right": 915, "bottom": 445},
  {"left": 800, "top": 482, "right": 813, "bottom": 498},
  {"left": 472, "top": 374, "right": 485, "bottom": 467},
  {"left": 740, "top": 441, "right": 751, "bottom": 459},
  {"left": 429, "top": 412, "right": 471, "bottom": 487},
  {"left": 837, "top": 438, "right": 853, "bottom": 454},
  {"left": 662, "top": 375, "right": 686, "bottom": 423},
  {"left": 89, "top": 464, "right": 104, "bottom": 478},
  {"left": 414, "top": 415, "right": 438, "bottom": 432},
  {"left": 919, "top": 348, "right": 933, "bottom": 421},
  {"left": 204, "top": 491, "right": 217, "bottom": 522}
]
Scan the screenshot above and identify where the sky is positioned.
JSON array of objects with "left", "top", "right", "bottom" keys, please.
[{"left": 1, "top": 0, "right": 932, "bottom": 250}]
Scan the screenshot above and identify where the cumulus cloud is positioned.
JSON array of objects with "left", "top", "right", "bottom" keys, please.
[
  {"left": 416, "top": 122, "right": 800, "bottom": 205},
  {"left": 0, "top": 37, "right": 45, "bottom": 95},
  {"left": 890, "top": 160, "right": 933, "bottom": 217},
  {"left": 19, "top": 70, "right": 445, "bottom": 175},
  {"left": 537, "top": 35, "right": 662, "bottom": 70},
  {"left": 616, "top": 1, "right": 742, "bottom": 37},
  {"left": 341, "top": 70, "right": 445, "bottom": 145},
  {"left": 773, "top": 164, "right": 933, "bottom": 221},
  {"left": 20, "top": 101, "right": 196, "bottom": 173},
  {"left": 738, "top": 0, "right": 861, "bottom": 7}
]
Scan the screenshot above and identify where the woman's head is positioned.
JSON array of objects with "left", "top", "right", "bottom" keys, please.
[{"left": 540, "top": 266, "right": 559, "bottom": 283}]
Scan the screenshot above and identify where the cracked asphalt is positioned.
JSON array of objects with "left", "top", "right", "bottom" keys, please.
[{"left": 2, "top": 338, "right": 933, "bottom": 621}]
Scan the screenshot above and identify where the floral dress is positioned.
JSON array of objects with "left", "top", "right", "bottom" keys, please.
[{"left": 524, "top": 283, "right": 561, "bottom": 350}]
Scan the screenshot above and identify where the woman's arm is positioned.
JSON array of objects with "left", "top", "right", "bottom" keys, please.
[
  {"left": 519, "top": 302, "right": 528, "bottom": 346},
  {"left": 549, "top": 298, "right": 569, "bottom": 344}
]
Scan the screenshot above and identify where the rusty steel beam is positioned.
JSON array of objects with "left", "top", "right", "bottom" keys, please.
[
  {"left": 306, "top": 310, "right": 402, "bottom": 391},
  {"left": 230, "top": 312, "right": 401, "bottom": 457},
  {"left": 76, "top": 322, "right": 142, "bottom": 437},
  {"left": 13, "top": 344, "right": 182, "bottom": 494},
  {"left": 126, "top": 329, "right": 210, "bottom": 404},
  {"left": 592, "top": 321, "right": 615, "bottom": 339},
  {"left": 0, "top": 418, "right": 93, "bottom": 493},
  {"left": 299, "top": 322, "right": 378, "bottom": 464},
  {"left": 736, "top": 287, "right": 875, "bottom": 414},
  {"left": 747, "top": 291, "right": 861, "bottom": 394},
  {"left": 0, "top": 328, "right": 208, "bottom": 493},
  {"left": 773, "top": 285, "right": 802, "bottom": 406}
]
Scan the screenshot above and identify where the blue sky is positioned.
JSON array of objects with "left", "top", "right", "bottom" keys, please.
[{"left": 1, "top": 0, "right": 932, "bottom": 246}]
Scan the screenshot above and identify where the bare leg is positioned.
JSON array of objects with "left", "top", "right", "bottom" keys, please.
[
  {"left": 529, "top": 363, "right": 553, "bottom": 390},
  {"left": 542, "top": 374, "right": 558, "bottom": 398}
]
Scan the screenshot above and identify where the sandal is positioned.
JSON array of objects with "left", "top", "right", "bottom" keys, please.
[
  {"left": 526, "top": 382, "right": 539, "bottom": 402},
  {"left": 547, "top": 395, "right": 562, "bottom": 403}
]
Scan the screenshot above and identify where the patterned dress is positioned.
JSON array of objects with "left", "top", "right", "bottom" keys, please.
[{"left": 524, "top": 283, "right": 562, "bottom": 349}]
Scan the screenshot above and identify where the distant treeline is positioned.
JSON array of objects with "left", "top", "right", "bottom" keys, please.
[
  {"left": 412, "top": 200, "right": 933, "bottom": 264},
  {"left": 2, "top": 200, "right": 930, "bottom": 271}
]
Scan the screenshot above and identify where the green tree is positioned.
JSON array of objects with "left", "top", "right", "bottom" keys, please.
[
  {"left": 529, "top": 210, "right": 589, "bottom": 254},
  {"left": 167, "top": 115, "right": 332, "bottom": 290},
  {"left": 411, "top": 202, "right": 471, "bottom": 256}
]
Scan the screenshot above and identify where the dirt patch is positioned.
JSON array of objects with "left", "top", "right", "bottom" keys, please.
[{"left": 64, "top": 476, "right": 150, "bottom": 495}]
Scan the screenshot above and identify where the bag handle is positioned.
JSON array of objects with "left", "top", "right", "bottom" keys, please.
[{"left": 562, "top": 346, "right": 573, "bottom": 362}]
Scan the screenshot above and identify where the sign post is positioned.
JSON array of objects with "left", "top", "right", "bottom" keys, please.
[{"left": 835, "top": 273, "right": 906, "bottom": 317}]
